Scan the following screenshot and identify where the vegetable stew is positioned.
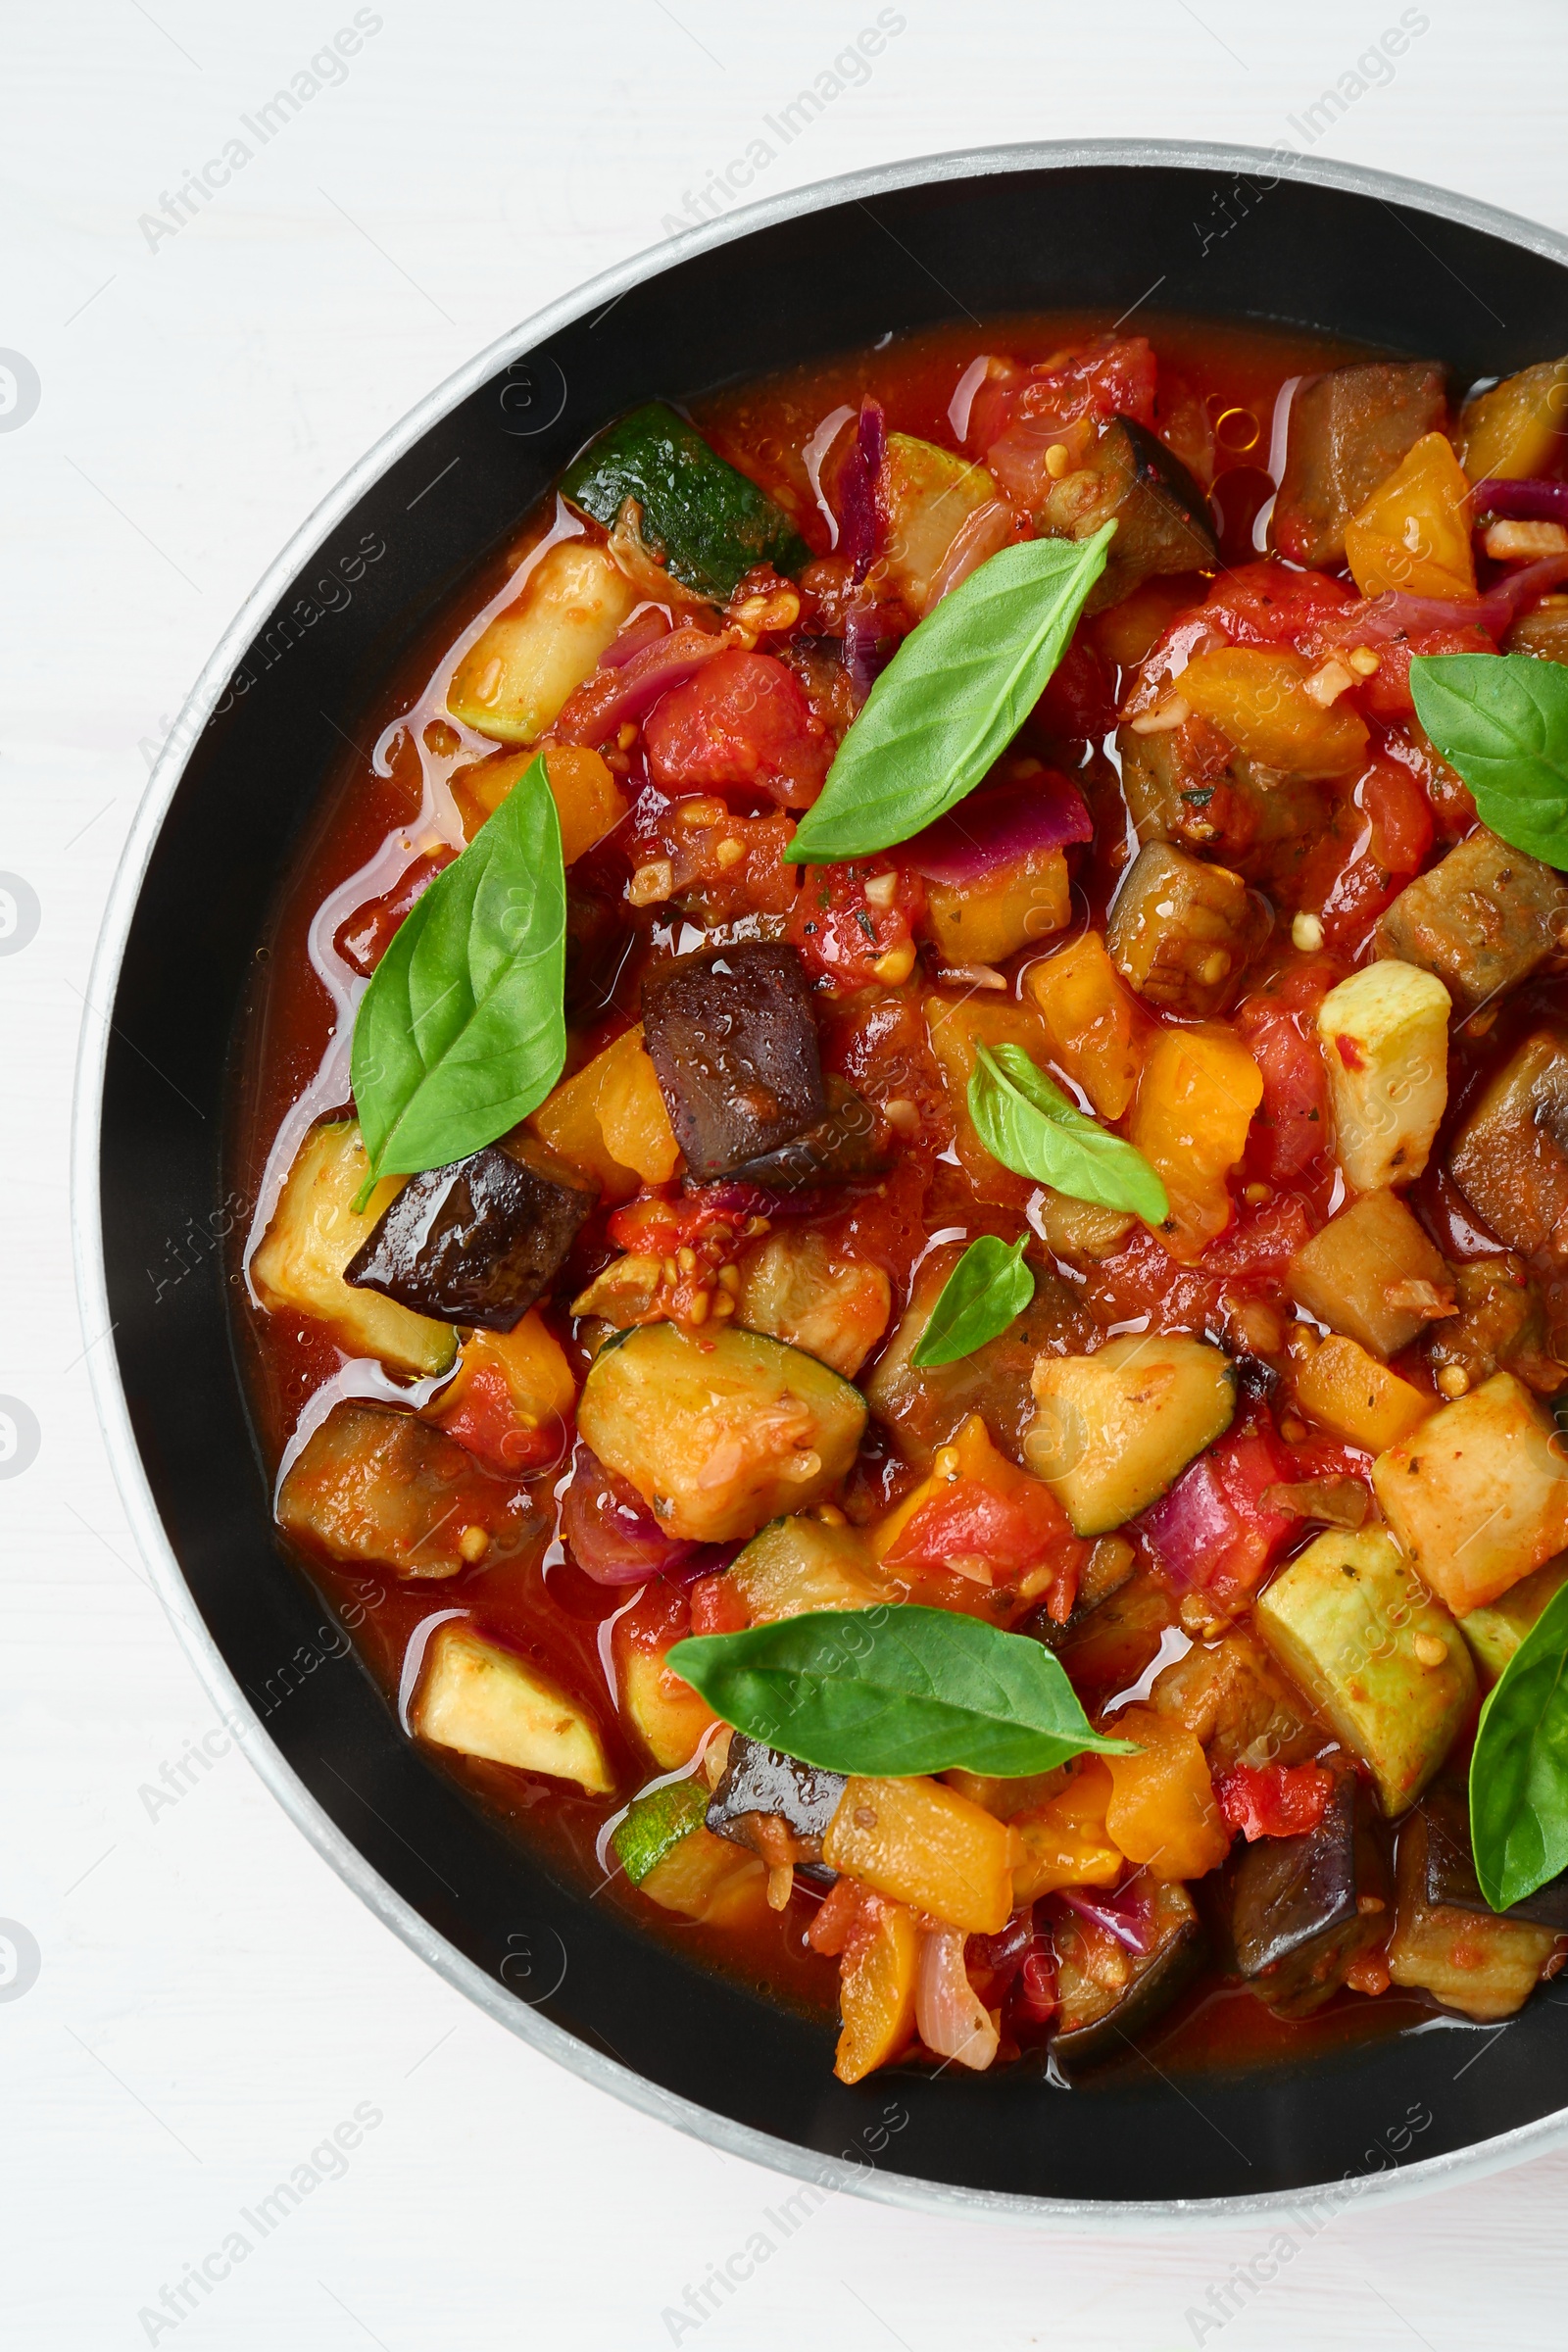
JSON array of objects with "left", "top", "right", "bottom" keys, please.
[{"left": 236, "top": 313, "right": 1568, "bottom": 2087}]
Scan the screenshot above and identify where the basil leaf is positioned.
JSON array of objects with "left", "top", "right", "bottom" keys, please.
[
  {"left": 1469, "top": 1577, "right": 1568, "bottom": 1911},
  {"left": 967, "top": 1042, "right": 1168, "bottom": 1224},
  {"left": 1410, "top": 651, "right": 1568, "bottom": 870},
  {"left": 667, "top": 1604, "right": 1137, "bottom": 1778},
  {"left": 911, "top": 1235, "right": 1034, "bottom": 1369},
  {"left": 351, "top": 752, "right": 566, "bottom": 1188},
  {"left": 788, "top": 523, "right": 1116, "bottom": 863}
]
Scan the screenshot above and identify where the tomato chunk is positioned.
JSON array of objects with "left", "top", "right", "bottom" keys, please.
[
  {"left": 786, "top": 860, "right": 924, "bottom": 994},
  {"left": 1236, "top": 960, "right": 1338, "bottom": 1185},
  {"left": 1357, "top": 624, "right": 1495, "bottom": 720},
  {"left": 884, "top": 1474, "right": 1072, "bottom": 1581},
  {"left": 643, "top": 649, "right": 832, "bottom": 808},
  {"left": 1215, "top": 1761, "right": 1336, "bottom": 1841}
]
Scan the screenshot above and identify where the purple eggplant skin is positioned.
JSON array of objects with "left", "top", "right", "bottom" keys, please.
[
  {"left": 1050, "top": 1880, "right": 1206, "bottom": 2078},
  {"left": 706, "top": 1733, "right": 847, "bottom": 1865},
  {"left": 725, "top": 1076, "right": 888, "bottom": 1191},
  {"left": 1220, "top": 1774, "right": 1391, "bottom": 2019},
  {"left": 1414, "top": 1776, "right": 1568, "bottom": 1931},
  {"left": 641, "top": 941, "right": 825, "bottom": 1180},
  {"left": 344, "top": 1131, "right": 596, "bottom": 1330}
]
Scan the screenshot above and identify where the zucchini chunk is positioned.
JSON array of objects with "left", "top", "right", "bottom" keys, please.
[
  {"left": 640, "top": 941, "right": 824, "bottom": 1180},
  {"left": 1106, "top": 841, "right": 1269, "bottom": 1020},
  {"left": 560, "top": 401, "right": 809, "bottom": 604},
  {"left": 725, "top": 1514, "right": 890, "bottom": 1625},
  {"left": 1026, "top": 1334, "right": 1237, "bottom": 1538},
  {"left": 1052, "top": 1876, "right": 1205, "bottom": 2076},
  {"left": 877, "top": 432, "right": 1001, "bottom": 613},
  {"left": 277, "top": 1400, "right": 529, "bottom": 1579},
  {"left": 1373, "top": 828, "right": 1568, "bottom": 1015},
  {"left": 821, "top": 1774, "right": 1013, "bottom": 1934},
  {"left": 737, "top": 1230, "right": 891, "bottom": 1379},
  {"left": 1287, "top": 1188, "right": 1451, "bottom": 1360},
  {"left": 1316, "top": 960, "right": 1450, "bottom": 1193},
  {"left": 1253, "top": 1530, "right": 1474, "bottom": 1815},
  {"left": 1150, "top": 1629, "right": 1322, "bottom": 1772},
  {"left": 612, "top": 1778, "right": 709, "bottom": 1884},
  {"left": 412, "top": 1622, "right": 612, "bottom": 1793},
  {"left": 1218, "top": 1775, "right": 1390, "bottom": 2018},
  {"left": 706, "top": 1733, "right": 846, "bottom": 1863},
  {"left": 252, "top": 1120, "right": 457, "bottom": 1377},
  {"left": 345, "top": 1131, "right": 595, "bottom": 1331},
  {"left": 447, "top": 540, "right": 638, "bottom": 744},
  {"left": 1372, "top": 1371, "right": 1568, "bottom": 1614},
  {"left": 1039, "top": 417, "right": 1216, "bottom": 611},
  {"left": 1459, "top": 1553, "right": 1568, "bottom": 1683},
  {"left": 617, "top": 1642, "right": 714, "bottom": 1770},
  {"left": 865, "top": 1242, "right": 1097, "bottom": 1469},
  {"left": 1448, "top": 1027, "right": 1568, "bottom": 1256},
  {"left": 1271, "top": 360, "right": 1447, "bottom": 568},
  {"left": 575, "top": 1323, "right": 866, "bottom": 1544},
  {"left": 1388, "top": 1795, "right": 1560, "bottom": 2021}
]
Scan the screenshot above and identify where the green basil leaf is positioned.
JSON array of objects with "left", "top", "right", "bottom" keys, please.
[
  {"left": 351, "top": 752, "right": 566, "bottom": 1187},
  {"left": 667, "top": 1604, "right": 1138, "bottom": 1778},
  {"left": 967, "top": 1042, "right": 1169, "bottom": 1225},
  {"left": 788, "top": 523, "right": 1116, "bottom": 863},
  {"left": 1410, "top": 651, "right": 1568, "bottom": 870},
  {"left": 1469, "top": 1576, "right": 1568, "bottom": 1911},
  {"left": 910, "top": 1235, "right": 1035, "bottom": 1369}
]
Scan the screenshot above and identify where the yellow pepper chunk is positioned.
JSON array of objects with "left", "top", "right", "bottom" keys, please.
[
  {"left": 530, "top": 1023, "right": 679, "bottom": 1200},
  {"left": 452, "top": 742, "right": 628, "bottom": 862},
  {"left": 1103, "top": 1706, "right": 1228, "bottom": 1881},
  {"left": 1024, "top": 930, "right": 1145, "bottom": 1121},
  {"left": 1293, "top": 1333, "right": 1435, "bottom": 1455},
  {"left": 1179, "top": 645, "right": 1369, "bottom": 780},
  {"left": 834, "top": 1895, "right": 920, "bottom": 2084},
  {"left": 1011, "top": 1756, "right": 1125, "bottom": 1902},
  {"left": 823, "top": 1775, "right": 1015, "bottom": 1934},
  {"left": 1129, "top": 1024, "right": 1262, "bottom": 1263},
  {"left": 1344, "top": 431, "right": 1477, "bottom": 601}
]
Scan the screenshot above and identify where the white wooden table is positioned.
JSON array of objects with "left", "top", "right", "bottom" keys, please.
[{"left": 8, "top": 3, "right": 1568, "bottom": 2341}]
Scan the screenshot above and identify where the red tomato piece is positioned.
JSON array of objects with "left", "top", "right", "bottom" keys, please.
[
  {"left": 1016, "top": 333, "right": 1158, "bottom": 433},
  {"left": 643, "top": 648, "right": 832, "bottom": 808},
  {"left": 1236, "top": 961, "right": 1338, "bottom": 1184},
  {"left": 1357, "top": 625, "right": 1495, "bottom": 720},
  {"left": 1200, "top": 560, "right": 1350, "bottom": 652},
  {"left": 1034, "top": 629, "right": 1118, "bottom": 740},
  {"left": 786, "top": 860, "right": 924, "bottom": 995},
  {"left": 607, "top": 1184, "right": 770, "bottom": 1258},
  {"left": 884, "top": 1475, "right": 1074, "bottom": 1582},
  {"left": 333, "top": 848, "right": 456, "bottom": 977},
  {"left": 435, "top": 1361, "right": 559, "bottom": 1477},
  {"left": 1313, "top": 758, "right": 1436, "bottom": 952},
  {"left": 686, "top": 1571, "right": 749, "bottom": 1638},
  {"left": 1139, "top": 1428, "right": 1298, "bottom": 1595},
  {"left": 1215, "top": 1761, "right": 1336, "bottom": 1842}
]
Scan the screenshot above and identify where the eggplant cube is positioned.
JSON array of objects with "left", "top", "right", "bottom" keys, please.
[
  {"left": 345, "top": 1131, "right": 595, "bottom": 1330},
  {"left": 706, "top": 1733, "right": 847, "bottom": 1864},
  {"left": 1271, "top": 360, "right": 1447, "bottom": 569},
  {"left": 1372, "top": 1371, "right": 1568, "bottom": 1615},
  {"left": 277, "top": 1401, "right": 522, "bottom": 1580},
  {"left": 1388, "top": 1798, "right": 1559, "bottom": 2021},
  {"left": 1449, "top": 1026, "right": 1568, "bottom": 1256},
  {"left": 1220, "top": 1775, "right": 1389, "bottom": 2017},
  {"left": 1051, "top": 1877, "right": 1205, "bottom": 2076},
  {"left": 1041, "top": 417, "right": 1216, "bottom": 612},
  {"left": 641, "top": 941, "right": 825, "bottom": 1180},
  {"left": 1373, "top": 827, "right": 1568, "bottom": 1015},
  {"left": 1106, "top": 842, "right": 1268, "bottom": 1019},
  {"left": 1253, "top": 1529, "right": 1473, "bottom": 1816},
  {"left": 1316, "top": 960, "right": 1450, "bottom": 1193},
  {"left": 1414, "top": 1776, "right": 1568, "bottom": 1930}
]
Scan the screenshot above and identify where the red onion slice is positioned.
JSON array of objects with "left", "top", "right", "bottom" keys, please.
[
  {"left": 1318, "top": 552, "right": 1568, "bottom": 650},
  {"left": 915, "top": 1926, "right": 1001, "bottom": 2070},
  {"left": 904, "top": 771, "right": 1093, "bottom": 887},
  {"left": 838, "top": 398, "right": 887, "bottom": 584},
  {"left": 1055, "top": 1884, "right": 1155, "bottom": 1955},
  {"left": 922, "top": 499, "right": 1016, "bottom": 612},
  {"left": 1471, "top": 476, "right": 1568, "bottom": 524},
  {"left": 600, "top": 606, "right": 671, "bottom": 669},
  {"left": 553, "top": 624, "right": 725, "bottom": 747},
  {"left": 559, "top": 1443, "right": 699, "bottom": 1585}
]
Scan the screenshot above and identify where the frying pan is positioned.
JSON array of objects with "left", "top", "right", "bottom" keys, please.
[{"left": 74, "top": 141, "right": 1568, "bottom": 2221}]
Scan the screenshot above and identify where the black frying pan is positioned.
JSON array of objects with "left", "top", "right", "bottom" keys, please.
[{"left": 77, "top": 142, "right": 1568, "bottom": 2220}]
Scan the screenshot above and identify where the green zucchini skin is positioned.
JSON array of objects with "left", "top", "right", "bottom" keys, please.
[
  {"left": 612, "top": 1779, "right": 708, "bottom": 1886},
  {"left": 561, "top": 402, "right": 810, "bottom": 602}
]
